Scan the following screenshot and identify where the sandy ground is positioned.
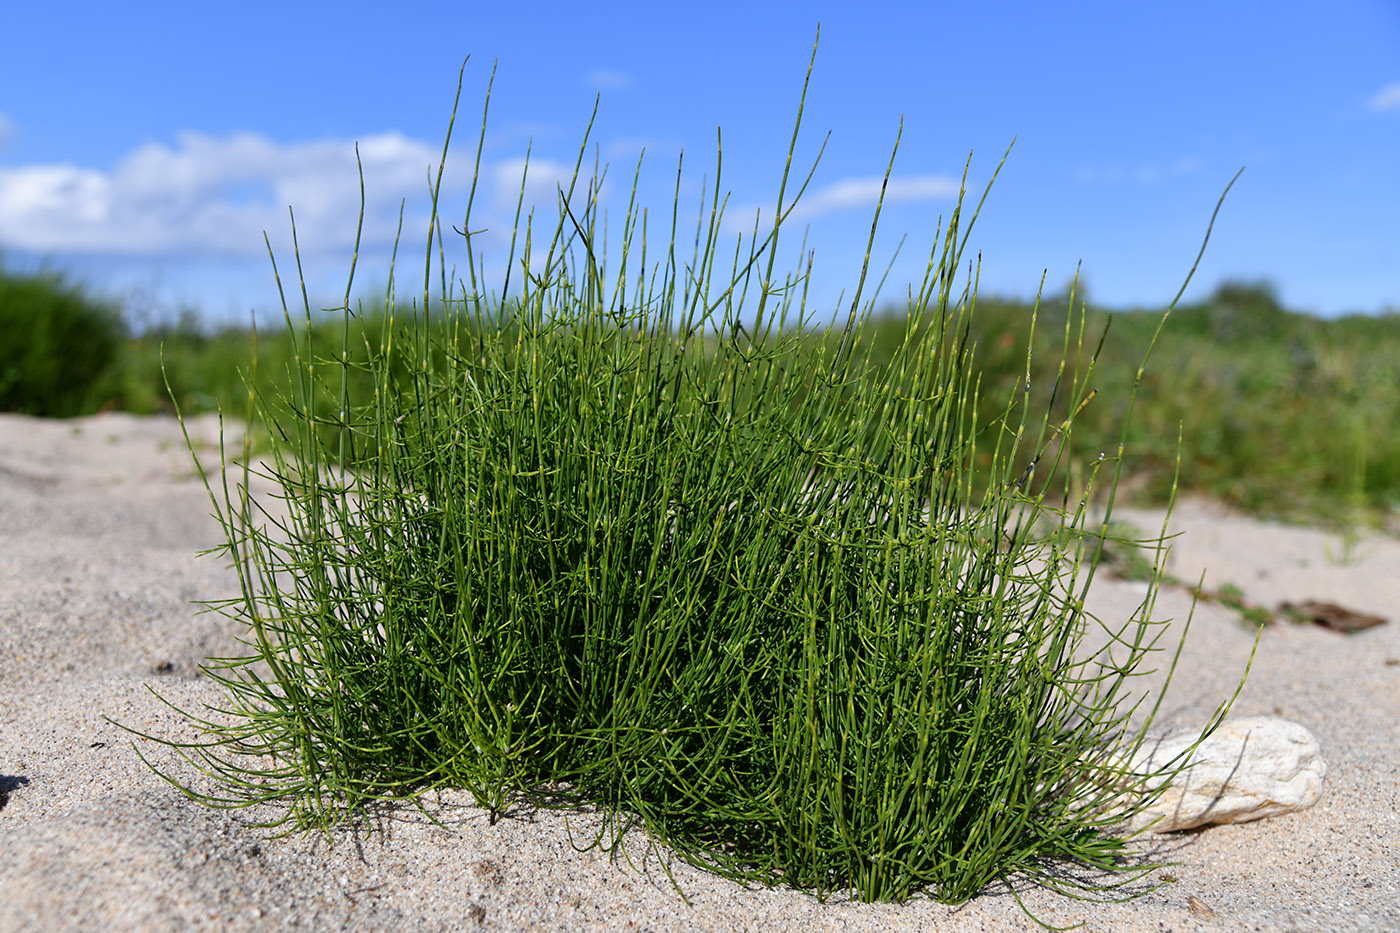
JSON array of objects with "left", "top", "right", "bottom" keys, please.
[{"left": 1, "top": 411, "right": 1397, "bottom": 932}]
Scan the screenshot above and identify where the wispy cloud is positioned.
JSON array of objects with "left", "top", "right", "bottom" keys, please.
[
  {"left": 0, "top": 113, "right": 13, "bottom": 149},
  {"left": 585, "top": 68, "right": 633, "bottom": 90},
  {"left": 1367, "top": 81, "right": 1400, "bottom": 112},
  {"left": 1169, "top": 154, "right": 1203, "bottom": 175},
  {"left": 728, "top": 174, "right": 959, "bottom": 229},
  {"left": 0, "top": 131, "right": 559, "bottom": 259},
  {"left": 491, "top": 155, "right": 604, "bottom": 214},
  {"left": 604, "top": 136, "right": 682, "bottom": 161},
  {"left": 1077, "top": 155, "right": 1202, "bottom": 185},
  {"left": 793, "top": 175, "right": 959, "bottom": 219}
]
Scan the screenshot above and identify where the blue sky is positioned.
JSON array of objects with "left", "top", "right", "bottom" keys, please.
[{"left": 1, "top": 0, "right": 1397, "bottom": 328}]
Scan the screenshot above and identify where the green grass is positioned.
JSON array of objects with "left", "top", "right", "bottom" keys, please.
[
  {"left": 6, "top": 271, "right": 1399, "bottom": 531},
  {"left": 113, "top": 46, "right": 1256, "bottom": 913},
  {"left": 1059, "top": 283, "right": 1400, "bottom": 527},
  {"left": 1210, "top": 582, "right": 1275, "bottom": 627},
  {"left": 854, "top": 284, "right": 1400, "bottom": 531},
  {"left": 0, "top": 263, "right": 126, "bottom": 416}
]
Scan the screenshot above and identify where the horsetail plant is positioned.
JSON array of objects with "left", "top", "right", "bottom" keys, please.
[{"left": 122, "top": 39, "right": 1250, "bottom": 909}]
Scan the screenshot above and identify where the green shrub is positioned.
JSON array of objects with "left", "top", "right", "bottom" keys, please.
[
  {"left": 124, "top": 49, "right": 1248, "bottom": 909},
  {"left": 0, "top": 265, "right": 125, "bottom": 416},
  {"left": 1082, "top": 288, "right": 1400, "bottom": 523}
]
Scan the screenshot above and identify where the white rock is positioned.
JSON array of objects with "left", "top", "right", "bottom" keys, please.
[{"left": 1118, "top": 716, "right": 1326, "bottom": 833}]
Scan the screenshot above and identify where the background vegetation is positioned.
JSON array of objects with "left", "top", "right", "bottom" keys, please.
[{"left": 4, "top": 262, "right": 1395, "bottom": 529}]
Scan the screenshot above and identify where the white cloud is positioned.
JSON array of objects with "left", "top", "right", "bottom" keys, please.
[
  {"left": 786, "top": 174, "right": 959, "bottom": 221},
  {"left": 723, "top": 174, "right": 959, "bottom": 236},
  {"left": 1367, "top": 82, "right": 1400, "bottom": 112},
  {"left": 492, "top": 156, "right": 588, "bottom": 212},
  {"left": 0, "top": 130, "right": 546, "bottom": 259}
]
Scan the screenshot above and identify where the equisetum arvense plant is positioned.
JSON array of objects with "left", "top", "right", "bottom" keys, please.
[{"left": 123, "top": 35, "right": 1251, "bottom": 910}]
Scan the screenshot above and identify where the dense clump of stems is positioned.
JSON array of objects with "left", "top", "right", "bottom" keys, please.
[{"left": 125, "top": 42, "right": 1246, "bottom": 907}]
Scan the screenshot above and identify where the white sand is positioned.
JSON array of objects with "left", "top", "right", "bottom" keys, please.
[{"left": 2, "top": 411, "right": 1397, "bottom": 932}]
